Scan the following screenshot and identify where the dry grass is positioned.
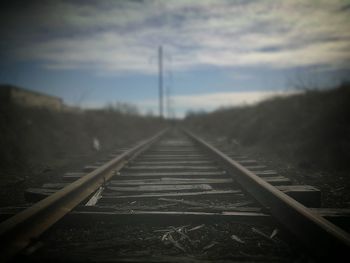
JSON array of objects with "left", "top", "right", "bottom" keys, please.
[
  {"left": 0, "top": 103, "right": 165, "bottom": 177},
  {"left": 184, "top": 83, "right": 350, "bottom": 172}
]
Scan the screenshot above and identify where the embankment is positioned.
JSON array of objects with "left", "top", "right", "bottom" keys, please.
[{"left": 185, "top": 83, "right": 350, "bottom": 172}]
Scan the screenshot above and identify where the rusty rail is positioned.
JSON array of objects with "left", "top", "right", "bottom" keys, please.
[
  {"left": 185, "top": 129, "right": 350, "bottom": 260},
  {"left": 0, "top": 129, "right": 167, "bottom": 261}
]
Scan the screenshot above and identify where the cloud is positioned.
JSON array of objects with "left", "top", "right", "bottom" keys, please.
[
  {"left": 136, "top": 90, "right": 300, "bottom": 118},
  {"left": 2, "top": 0, "right": 350, "bottom": 74}
]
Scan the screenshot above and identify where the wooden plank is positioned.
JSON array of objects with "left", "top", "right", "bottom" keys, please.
[
  {"left": 64, "top": 172, "right": 85, "bottom": 177},
  {"left": 136, "top": 158, "right": 211, "bottom": 162},
  {"left": 140, "top": 154, "right": 206, "bottom": 158},
  {"left": 160, "top": 177, "right": 228, "bottom": 182},
  {"left": 131, "top": 160, "right": 214, "bottom": 165},
  {"left": 117, "top": 171, "right": 227, "bottom": 179},
  {"left": 2, "top": 208, "right": 350, "bottom": 229},
  {"left": 152, "top": 145, "right": 195, "bottom": 147},
  {"left": 158, "top": 198, "right": 254, "bottom": 211},
  {"left": 148, "top": 150, "right": 198, "bottom": 153},
  {"left": 138, "top": 156, "right": 209, "bottom": 160},
  {"left": 146, "top": 150, "right": 199, "bottom": 154},
  {"left": 228, "top": 155, "right": 249, "bottom": 159},
  {"left": 150, "top": 148, "right": 197, "bottom": 150},
  {"left": 254, "top": 171, "right": 278, "bottom": 176},
  {"left": 264, "top": 176, "right": 292, "bottom": 185},
  {"left": 243, "top": 165, "right": 267, "bottom": 170},
  {"left": 106, "top": 184, "right": 213, "bottom": 192},
  {"left": 25, "top": 184, "right": 319, "bottom": 207},
  {"left": 61, "top": 255, "right": 265, "bottom": 263},
  {"left": 109, "top": 178, "right": 234, "bottom": 186},
  {"left": 184, "top": 206, "right": 262, "bottom": 213},
  {"left": 141, "top": 147, "right": 197, "bottom": 150},
  {"left": 58, "top": 210, "right": 272, "bottom": 226},
  {"left": 60, "top": 209, "right": 350, "bottom": 230},
  {"left": 278, "top": 185, "right": 321, "bottom": 207},
  {"left": 237, "top": 160, "right": 258, "bottom": 164},
  {"left": 100, "top": 190, "right": 241, "bottom": 201},
  {"left": 125, "top": 165, "right": 219, "bottom": 171}
]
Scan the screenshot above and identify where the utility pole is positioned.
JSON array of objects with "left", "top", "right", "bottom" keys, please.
[
  {"left": 158, "top": 46, "right": 163, "bottom": 118},
  {"left": 166, "top": 70, "right": 172, "bottom": 119},
  {"left": 166, "top": 57, "right": 174, "bottom": 120}
]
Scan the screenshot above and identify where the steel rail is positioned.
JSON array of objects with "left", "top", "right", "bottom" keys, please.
[
  {"left": 185, "top": 129, "right": 350, "bottom": 260},
  {"left": 0, "top": 129, "right": 167, "bottom": 262}
]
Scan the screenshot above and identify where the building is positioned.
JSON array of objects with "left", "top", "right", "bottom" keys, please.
[{"left": 0, "top": 85, "right": 63, "bottom": 111}]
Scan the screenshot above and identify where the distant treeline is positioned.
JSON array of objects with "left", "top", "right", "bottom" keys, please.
[
  {"left": 0, "top": 102, "right": 165, "bottom": 174},
  {"left": 184, "top": 83, "right": 350, "bottom": 171}
]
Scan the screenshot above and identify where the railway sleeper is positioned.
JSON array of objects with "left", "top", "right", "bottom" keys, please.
[
  {"left": 25, "top": 184, "right": 321, "bottom": 207},
  {"left": 1, "top": 208, "right": 349, "bottom": 230}
]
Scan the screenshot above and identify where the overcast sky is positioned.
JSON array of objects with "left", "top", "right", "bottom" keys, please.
[{"left": 1, "top": 0, "right": 349, "bottom": 117}]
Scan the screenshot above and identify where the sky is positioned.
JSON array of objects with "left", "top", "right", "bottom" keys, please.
[{"left": 0, "top": 0, "right": 349, "bottom": 117}]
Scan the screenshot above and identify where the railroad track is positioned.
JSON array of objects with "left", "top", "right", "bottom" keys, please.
[{"left": 0, "top": 128, "right": 349, "bottom": 262}]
